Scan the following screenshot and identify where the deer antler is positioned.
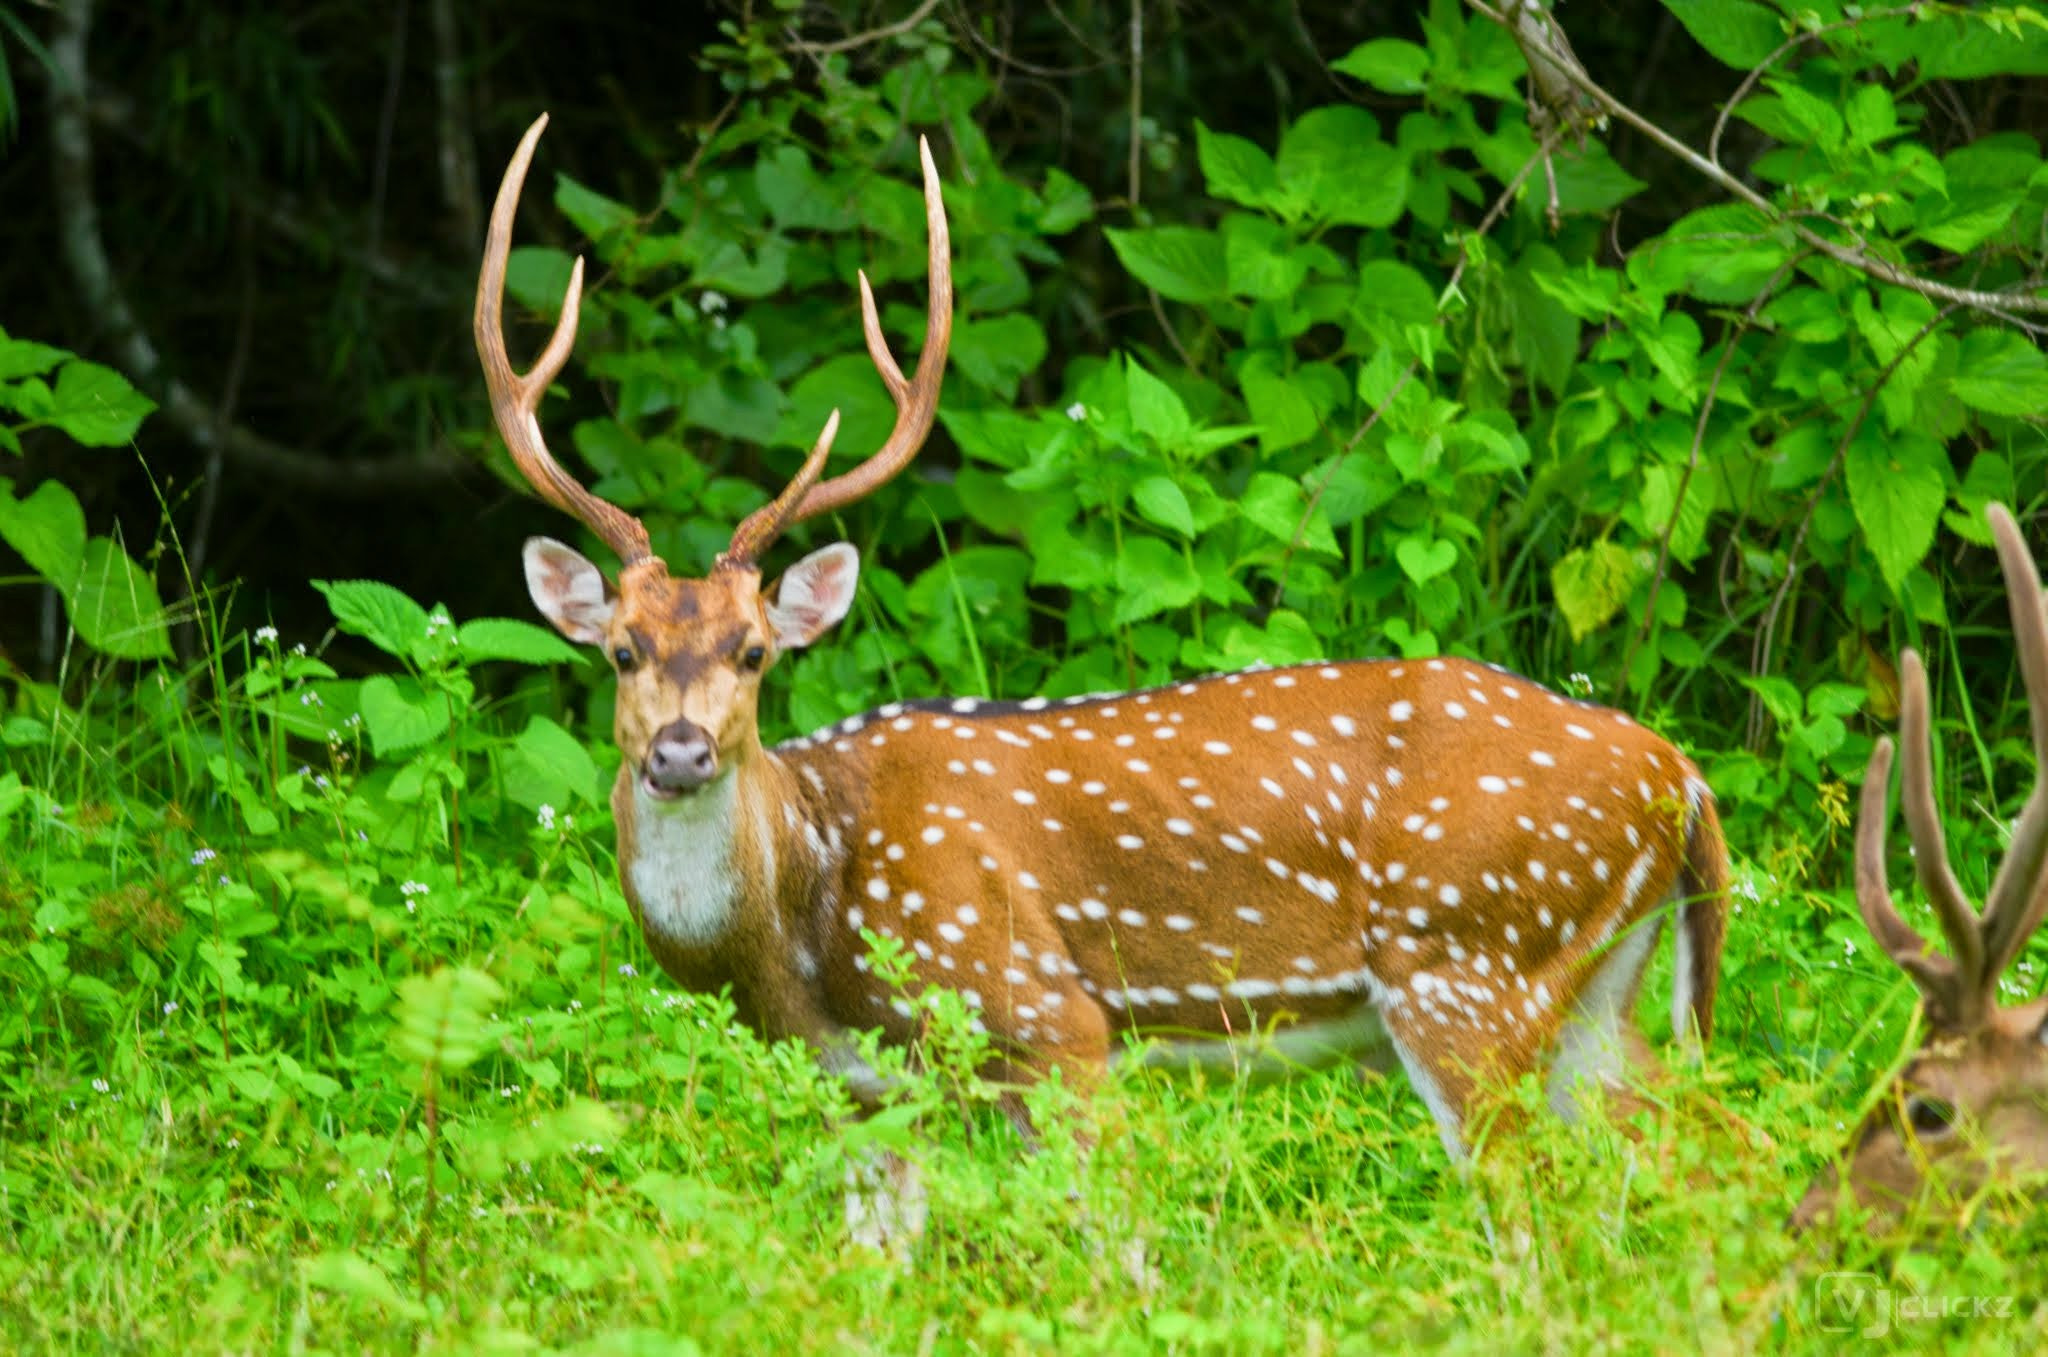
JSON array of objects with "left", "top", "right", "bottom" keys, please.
[
  {"left": 1856, "top": 504, "right": 2048, "bottom": 1031},
  {"left": 722, "top": 136, "right": 953, "bottom": 569},
  {"left": 477, "top": 115, "right": 655, "bottom": 568}
]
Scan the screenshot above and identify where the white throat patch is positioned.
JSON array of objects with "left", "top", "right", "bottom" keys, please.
[{"left": 628, "top": 773, "right": 741, "bottom": 948}]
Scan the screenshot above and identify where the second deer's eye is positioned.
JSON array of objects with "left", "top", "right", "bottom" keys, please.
[
  {"left": 1906, "top": 1094, "right": 1956, "bottom": 1139},
  {"left": 740, "top": 644, "right": 767, "bottom": 671},
  {"left": 612, "top": 645, "right": 636, "bottom": 671}
]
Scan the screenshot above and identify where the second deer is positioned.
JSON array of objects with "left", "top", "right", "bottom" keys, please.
[
  {"left": 1792, "top": 503, "right": 2048, "bottom": 1231},
  {"left": 479, "top": 117, "right": 1730, "bottom": 1235}
]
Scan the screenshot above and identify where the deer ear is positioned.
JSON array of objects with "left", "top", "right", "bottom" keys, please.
[
  {"left": 523, "top": 537, "right": 615, "bottom": 646},
  {"left": 767, "top": 543, "right": 859, "bottom": 650}
]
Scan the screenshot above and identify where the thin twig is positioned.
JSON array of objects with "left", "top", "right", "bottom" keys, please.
[
  {"left": 1271, "top": 129, "right": 1561, "bottom": 603},
  {"left": 1127, "top": 0, "right": 1143, "bottom": 208},
  {"left": 366, "top": 0, "right": 410, "bottom": 259},
  {"left": 793, "top": 0, "right": 945, "bottom": 55},
  {"left": 179, "top": 211, "right": 257, "bottom": 660},
  {"left": 1617, "top": 252, "right": 1806, "bottom": 688},
  {"left": 1464, "top": 0, "right": 2048, "bottom": 317},
  {"left": 430, "top": 0, "right": 481, "bottom": 249},
  {"left": 1746, "top": 303, "right": 1958, "bottom": 749},
  {"left": 1707, "top": 6, "right": 1924, "bottom": 169}
]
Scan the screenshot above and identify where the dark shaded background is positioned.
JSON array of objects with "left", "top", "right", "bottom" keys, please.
[{"left": 2, "top": 0, "right": 2039, "bottom": 677}]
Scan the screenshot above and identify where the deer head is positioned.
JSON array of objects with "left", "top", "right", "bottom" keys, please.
[
  {"left": 1792, "top": 503, "right": 2048, "bottom": 1231},
  {"left": 475, "top": 116, "right": 951, "bottom": 802}
]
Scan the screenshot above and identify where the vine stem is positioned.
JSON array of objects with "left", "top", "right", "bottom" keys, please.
[{"left": 1744, "top": 302, "right": 1958, "bottom": 749}]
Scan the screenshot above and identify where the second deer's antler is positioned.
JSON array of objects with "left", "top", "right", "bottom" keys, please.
[{"left": 1857, "top": 504, "right": 2048, "bottom": 1031}]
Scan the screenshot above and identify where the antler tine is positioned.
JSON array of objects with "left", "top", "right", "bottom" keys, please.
[
  {"left": 1856, "top": 733, "right": 1966, "bottom": 1019},
  {"left": 725, "top": 136, "right": 953, "bottom": 564},
  {"left": 477, "top": 114, "right": 654, "bottom": 567},
  {"left": 722, "top": 410, "right": 840, "bottom": 571},
  {"left": 1979, "top": 503, "right": 2048, "bottom": 979},
  {"left": 1896, "top": 647, "right": 1989, "bottom": 1018}
]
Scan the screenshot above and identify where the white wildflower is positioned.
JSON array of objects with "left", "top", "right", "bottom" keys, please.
[
  {"left": 190, "top": 848, "right": 216, "bottom": 866},
  {"left": 255, "top": 626, "right": 278, "bottom": 644},
  {"left": 1065, "top": 401, "right": 1087, "bottom": 422}
]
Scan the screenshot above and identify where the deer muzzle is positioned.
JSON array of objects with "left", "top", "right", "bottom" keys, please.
[{"left": 643, "top": 719, "right": 718, "bottom": 799}]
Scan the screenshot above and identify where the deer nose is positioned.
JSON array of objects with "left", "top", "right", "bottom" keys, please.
[{"left": 644, "top": 721, "right": 718, "bottom": 796}]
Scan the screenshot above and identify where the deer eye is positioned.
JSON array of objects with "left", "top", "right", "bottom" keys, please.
[
  {"left": 1906, "top": 1094, "right": 1956, "bottom": 1139},
  {"left": 612, "top": 645, "right": 637, "bottom": 671},
  {"left": 739, "top": 644, "right": 767, "bottom": 672}
]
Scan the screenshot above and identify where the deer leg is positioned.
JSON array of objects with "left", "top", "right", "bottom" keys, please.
[
  {"left": 844, "top": 1145, "right": 928, "bottom": 1256},
  {"left": 1544, "top": 913, "right": 1665, "bottom": 1123}
]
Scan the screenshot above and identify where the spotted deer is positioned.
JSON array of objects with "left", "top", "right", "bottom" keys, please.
[
  {"left": 1792, "top": 503, "right": 2048, "bottom": 1232},
  {"left": 479, "top": 116, "right": 1729, "bottom": 1218}
]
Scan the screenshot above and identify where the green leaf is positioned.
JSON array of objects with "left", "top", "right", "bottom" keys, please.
[
  {"left": 1741, "top": 674, "right": 1803, "bottom": 727},
  {"left": 1277, "top": 107, "right": 1407, "bottom": 227},
  {"left": 1105, "top": 227, "right": 1229, "bottom": 304},
  {"left": 504, "top": 715, "right": 603, "bottom": 810},
  {"left": 1195, "top": 121, "right": 1280, "bottom": 209},
  {"left": 391, "top": 965, "right": 504, "bottom": 1073},
  {"left": 68, "top": 537, "right": 172, "bottom": 659},
  {"left": 1111, "top": 536, "right": 1200, "bottom": 624},
  {"left": 1037, "top": 168, "right": 1094, "bottom": 234},
  {"left": 1352, "top": 261, "right": 1438, "bottom": 328},
  {"left": 1240, "top": 473, "right": 1337, "bottom": 555},
  {"left": 1551, "top": 541, "right": 1643, "bottom": 642},
  {"left": 775, "top": 352, "right": 897, "bottom": 454},
  {"left": 950, "top": 313, "right": 1047, "bottom": 401},
  {"left": 1549, "top": 147, "right": 1647, "bottom": 215},
  {"left": 455, "top": 617, "right": 583, "bottom": 666},
  {"left": 0, "top": 476, "right": 85, "bottom": 587},
  {"left": 44, "top": 361, "right": 155, "bottom": 447},
  {"left": 1125, "top": 359, "right": 1192, "bottom": 447},
  {"left": 0, "top": 336, "right": 67, "bottom": 383},
  {"left": 1845, "top": 430, "right": 1946, "bottom": 592},
  {"left": 357, "top": 675, "right": 451, "bottom": 756},
  {"left": 554, "top": 174, "right": 635, "bottom": 245},
  {"left": 504, "top": 246, "right": 576, "bottom": 315},
  {"left": 1844, "top": 84, "right": 1898, "bottom": 147},
  {"left": 1664, "top": 0, "right": 1786, "bottom": 68},
  {"left": 1509, "top": 246, "right": 1580, "bottom": 395},
  {"left": 302, "top": 1251, "right": 424, "bottom": 1320},
  {"left": 313, "top": 580, "right": 431, "bottom": 659},
  {"left": 754, "top": 145, "right": 847, "bottom": 231},
  {"left": 1131, "top": 476, "right": 1195, "bottom": 537},
  {"left": 1222, "top": 214, "right": 1309, "bottom": 300},
  {"left": 1238, "top": 358, "right": 1320, "bottom": 453},
  {"left": 1637, "top": 310, "right": 1703, "bottom": 404},
  {"left": 1946, "top": 329, "right": 2048, "bottom": 416},
  {"left": 1394, "top": 533, "right": 1457, "bottom": 585},
  {"left": 1332, "top": 38, "right": 1430, "bottom": 93},
  {"left": 1629, "top": 204, "right": 1790, "bottom": 304}
]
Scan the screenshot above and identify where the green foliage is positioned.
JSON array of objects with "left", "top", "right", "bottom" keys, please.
[
  {"left": 9, "top": 1, "right": 2048, "bottom": 1345},
  {"left": 2, "top": 559, "right": 2046, "bottom": 1349},
  {"left": 0, "top": 328, "right": 169, "bottom": 658}
]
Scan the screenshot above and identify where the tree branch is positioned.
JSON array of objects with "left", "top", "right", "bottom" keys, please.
[
  {"left": 46, "top": 0, "right": 469, "bottom": 494},
  {"left": 1467, "top": 0, "right": 2048, "bottom": 317}
]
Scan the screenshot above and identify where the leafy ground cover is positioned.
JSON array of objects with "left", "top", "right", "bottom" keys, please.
[{"left": 2, "top": 588, "right": 2044, "bottom": 1354}]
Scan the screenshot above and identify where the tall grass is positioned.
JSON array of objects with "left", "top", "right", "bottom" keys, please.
[{"left": 1, "top": 574, "right": 2042, "bottom": 1354}]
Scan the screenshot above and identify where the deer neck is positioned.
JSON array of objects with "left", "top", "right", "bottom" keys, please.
[{"left": 614, "top": 743, "right": 852, "bottom": 1036}]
